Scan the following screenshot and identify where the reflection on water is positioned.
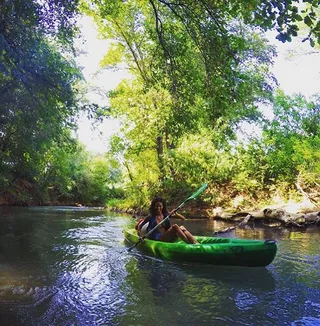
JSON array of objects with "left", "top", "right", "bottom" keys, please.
[
  {"left": 118, "top": 255, "right": 277, "bottom": 326},
  {"left": 0, "top": 206, "right": 320, "bottom": 325}
]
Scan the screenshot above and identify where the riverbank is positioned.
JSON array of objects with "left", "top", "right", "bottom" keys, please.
[
  {"left": 0, "top": 178, "right": 105, "bottom": 207},
  {"left": 2, "top": 178, "right": 319, "bottom": 229},
  {"left": 108, "top": 197, "right": 320, "bottom": 231}
]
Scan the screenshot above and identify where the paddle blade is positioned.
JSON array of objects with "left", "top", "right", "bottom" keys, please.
[
  {"left": 185, "top": 183, "right": 208, "bottom": 202},
  {"left": 128, "top": 237, "right": 143, "bottom": 251}
]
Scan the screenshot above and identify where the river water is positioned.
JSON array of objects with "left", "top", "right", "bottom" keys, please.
[{"left": 0, "top": 206, "right": 319, "bottom": 326}]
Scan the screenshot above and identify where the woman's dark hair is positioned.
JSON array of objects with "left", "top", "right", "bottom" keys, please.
[{"left": 149, "top": 197, "right": 168, "bottom": 216}]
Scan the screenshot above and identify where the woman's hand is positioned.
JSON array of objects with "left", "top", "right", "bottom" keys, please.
[
  {"left": 170, "top": 211, "right": 186, "bottom": 220},
  {"left": 178, "top": 214, "right": 186, "bottom": 221}
]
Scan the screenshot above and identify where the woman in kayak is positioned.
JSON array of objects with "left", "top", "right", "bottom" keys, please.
[{"left": 137, "top": 197, "right": 198, "bottom": 244}]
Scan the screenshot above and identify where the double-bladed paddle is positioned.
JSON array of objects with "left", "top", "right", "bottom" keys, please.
[{"left": 128, "top": 183, "right": 208, "bottom": 251}]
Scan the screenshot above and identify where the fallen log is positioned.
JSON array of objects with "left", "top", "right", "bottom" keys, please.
[
  {"left": 262, "top": 208, "right": 320, "bottom": 227},
  {"left": 213, "top": 226, "right": 236, "bottom": 235},
  {"left": 213, "top": 214, "right": 252, "bottom": 235},
  {"left": 304, "top": 212, "right": 320, "bottom": 224},
  {"left": 238, "top": 214, "right": 252, "bottom": 228},
  {"left": 212, "top": 207, "right": 320, "bottom": 228}
]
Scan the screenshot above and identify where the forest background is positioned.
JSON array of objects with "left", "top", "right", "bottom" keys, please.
[{"left": 1, "top": 0, "right": 320, "bottom": 216}]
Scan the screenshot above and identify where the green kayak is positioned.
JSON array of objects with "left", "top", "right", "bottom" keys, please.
[{"left": 123, "top": 229, "right": 277, "bottom": 267}]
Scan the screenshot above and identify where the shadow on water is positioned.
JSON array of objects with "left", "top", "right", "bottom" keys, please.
[
  {"left": 127, "top": 251, "right": 276, "bottom": 294},
  {"left": 115, "top": 251, "right": 276, "bottom": 326},
  {"left": 0, "top": 206, "right": 129, "bottom": 325}
]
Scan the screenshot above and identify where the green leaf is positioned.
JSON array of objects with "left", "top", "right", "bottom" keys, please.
[
  {"left": 310, "top": 38, "right": 315, "bottom": 47},
  {"left": 100, "top": 43, "right": 125, "bottom": 67},
  {"left": 304, "top": 15, "right": 313, "bottom": 27}
]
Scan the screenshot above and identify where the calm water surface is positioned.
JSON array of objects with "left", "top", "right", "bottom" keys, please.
[{"left": 0, "top": 206, "right": 319, "bottom": 325}]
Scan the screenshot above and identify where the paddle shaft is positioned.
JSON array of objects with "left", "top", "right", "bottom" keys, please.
[{"left": 127, "top": 184, "right": 207, "bottom": 251}]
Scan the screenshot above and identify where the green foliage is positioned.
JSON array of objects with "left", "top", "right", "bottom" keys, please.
[
  {"left": 87, "top": 0, "right": 276, "bottom": 136},
  {"left": 39, "top": 140, "right": 124, "bottom": 205},
  {"left": 79, "top": 0, "right": 320, "bottom": 208},
  {"left": 0, "top": 0, "right": 119, "bottom": 206},
  {"left": 100, "top": 43, "right": 125, "bottom": 68},
  {"left": 261, "top": 92, "right": 320, "bottom": 181},
  {"left": 80, "top": 155, "right": 123, "bottom": 204},
  {"left": 241, "top": 0, "right": 320, "bottom": 46},
  {"left": 0, "top": 0, "right": 83, "bottom": 183},
  {"left": 39, "top": 139, "right": 87, "bottom": 201},
  {"left": 1, "top": 0, "right": 319, "bottom": 209},
  {"left": 233, "top": 140, "right": 270, "bottom": 193},
  {"left": 0, "top": 0, "right": 80, "bottom": 48},
  {"left": 82, "top": 0, "right": 278, "bottom": 208},
  {"left": 232, "top": 92, "right": 320, "bottom": 202},
  {"left": 169, "top": 131, "right": 233, "bottom": 185},
  {"left": 1, "top": 38, "right": 81, "bottom": 160}
]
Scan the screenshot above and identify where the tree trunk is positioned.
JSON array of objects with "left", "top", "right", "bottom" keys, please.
[{"left": 156, "top": 136, "right": 165, "bottom": 180}]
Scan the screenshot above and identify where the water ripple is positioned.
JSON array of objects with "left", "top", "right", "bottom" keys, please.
[{"left": 1, "top": 208, "right": 320, "bottom": 325}]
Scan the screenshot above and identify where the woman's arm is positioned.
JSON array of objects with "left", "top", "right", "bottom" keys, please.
[
  {"left": 135, "top": 215, "right": 151, "bottom": 230},
  {"left": 140, "top": 214, "right": 151, "bottom": 227},
  {"left": 170, "top": 211, "right": 186, "bottom": 221}
]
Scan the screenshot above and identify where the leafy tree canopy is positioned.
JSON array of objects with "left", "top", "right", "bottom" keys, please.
[
  {"left": 0, "top": 0, "right": 80, "bottom": 47},
  {"left": 84, "top": 0, "right": 277, "bottom": 138},
  {"left": 0, "top": 0, "right": 84, "bottom": 181},
  {"left": 79, "top": 0, "right": 320, "bottom": 208}
]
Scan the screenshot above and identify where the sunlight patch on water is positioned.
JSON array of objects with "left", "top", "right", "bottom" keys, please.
[{"left": 234, "top": 291, "right": 259, "bottom": 311}]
